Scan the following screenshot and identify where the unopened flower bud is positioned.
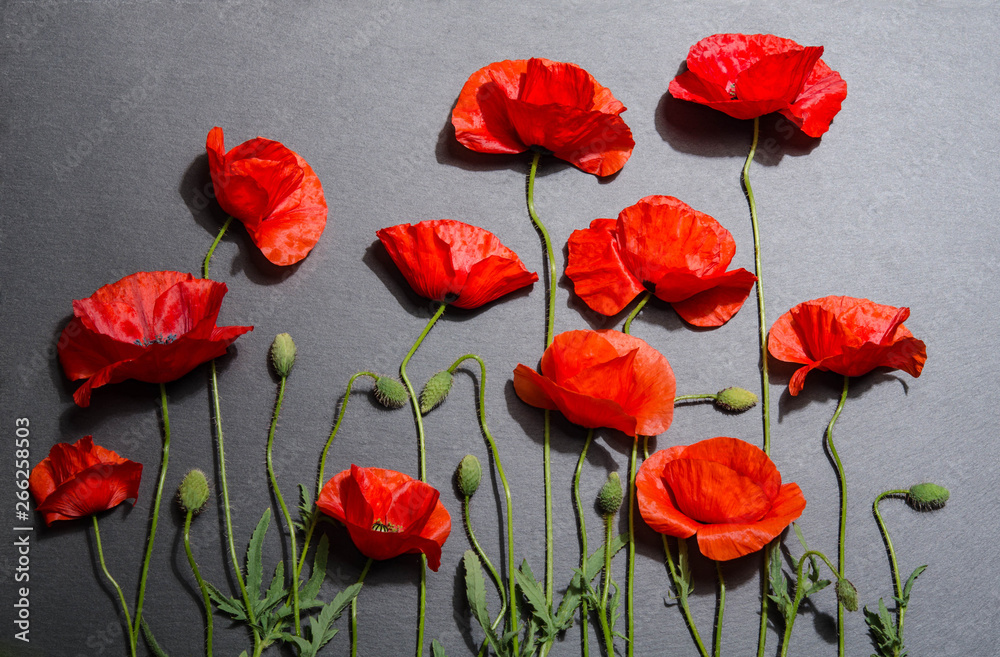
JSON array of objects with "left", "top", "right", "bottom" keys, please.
[
  {"left": 420, "top": 370, "right": 454, "bottom": 414},
  {"left": 597, "top": 472, "right": 624, "bottom": 517},
  {"left": 178, "top": 469, "right": 210, "bottom": 515},
  {"left": 374, "top": 376, "right": 407, "bottom": 409},
  {"left": 270, "top": 333, "right": 296, "bottom": 378},
  {"left": 906, "top": 482, "right": 950, "bottom": 511},
  {"left": 714, "top": 387, "right": 758, "bottom": 413},
  {"left": 835, "top": 578, "right": 858, "bottom": 612},
  {"left": 456, "top": 454, "right": 482, "bottom": 498}
]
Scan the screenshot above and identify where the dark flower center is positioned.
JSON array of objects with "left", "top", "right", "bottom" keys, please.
[
  {"left": 726, "top": 82, "right": 737, "bottom": 99},
  {"left": 371, "top": 519, "right": 399, "bottom": 533},
  {"left": 133, "top": 333, "right": 179, "bottom": 347}
]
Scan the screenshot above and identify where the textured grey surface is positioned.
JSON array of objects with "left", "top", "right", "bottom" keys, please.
[{"left": 1, "top": 1, "right": 997, "bottom": 655}]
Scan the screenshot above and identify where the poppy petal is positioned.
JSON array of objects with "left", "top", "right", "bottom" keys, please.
[
  {"left": 566, "top": 219, "right": 645, "bottom": 316},
  {"left": 668, "top": 268, "right": 757, "bottom": 327},
  {"left": 695, "top": 482, "right": 806, "bottom": 561},
  {"left": 635, "top": 445, "right": 701, "bottom": 538},
  {"left": 779, "top": 60, "right": 848, "bottom": 137},
  {"left": 513, "top": 365, "right": 638, "bottom": 436}
]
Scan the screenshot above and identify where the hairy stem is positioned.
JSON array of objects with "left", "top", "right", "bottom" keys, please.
[
  {"left": 266, "top": 376, "right": 300, "bottom": 635},
  {"left": 350, "top": 558, "right": 374, "bottom": 657},
  {"left": 873, "top": 489, "right": 910, "bottom": 635},
  {"left": 184, "top": 510, "right": 214, "bottom": 657},
  {"left": 574, "top": 429, "right": 595, "bottom": 657},
  {"left": 93, "top": 515, "right": 135, "bottom": 657}
]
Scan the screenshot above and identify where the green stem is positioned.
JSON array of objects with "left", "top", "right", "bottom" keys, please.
[
  {"left": 527, "top": 150, "right": 557, "bottom": 607},
  {"left": 447, "top": 354, "right": 519, "bottom": 650},
  {"left": 626, "top": 438, "right": 639, "bottom": 657},
  {"left": 399, "top": 304, "right": 447, "bottom": 657},
  {"left": 779, "top": 550, "right": 840, "bottom": 657},
  {"left": 744, "top": 116, "right": 776, "bottom": 657},
  {"left": 203, "top": 216, "right": 234, "bottom": 279},
  {"left": 873, "top": 490, "right": 910, "bottom": 636},
  {"left": 623, "top": 290, "right": 653, "bottom": 335},
  {"left": 351, "top": 558, "right": 374, "bottom": 657},
  {"left": 203, "top": 225, "right": 260, "bottom": 651},
  {"left": 266, "top": 376, "right": 300, "bottom": 635},
  {"left": 642, "top": 441, "right": 709, "bottom": 657},
  {"left": 827, "top": 376, "right": 850, "bottom": 657},
  {"left": 574, "top": 429, "right": 595, "bottom": 657},
  {"left": 184, "top": 510, "right": 214, "bottom": 657},
  {"left": 131, "top": 383, "right": 171, "bottom": 652},
  {"left": 714, "top": 561, "right": 726, "bottom": 657},
  {"left": 93, "top": 515, "right": 135, "bottom": 657},
  {"left": 464, "top": 496, "right": 507, "bottom": 629},
  {"left": 297, "top": 371, "right": 378, "bottom": 576},
  {"left": 599, "top": 513, "right": 615, "bottom": 657},
  {"left": 674, "top": 394, "right": 718, "bottom": 403}
]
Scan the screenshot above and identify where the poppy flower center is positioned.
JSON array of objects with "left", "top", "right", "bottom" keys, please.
[
  {"left": 133, "top": 333, "right": 179, "bottom": 347},
  {"left": 371, "top": 519, "right": 400, "bottom": 533},
  {"left": 662, "top": 458, "right": 771, "bottom": 525},
  {"left": 726, "top": 82, "right": 738, "bottom": 99}
]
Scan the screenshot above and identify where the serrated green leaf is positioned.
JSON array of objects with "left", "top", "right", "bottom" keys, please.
[
  {"left": 766, "top": 549, "right": 793, "bottom": 623},
  {"left": 514, "top": 560, "right": 556, "bottom": 636},
  {"left": 299, "top": 534, "right": 330, "bottom": 603},
  {"left": 802, "top": 578, "right": 832, "bottom": 599},
  {"left": 280, "top": 632, "right": 313, "bottom": 654},
  {"left": 239, "top": 652, "right": 248, "bottom": 657},
  {"left": 246, "top": 508, "right": 272, "bottom": 597},
  {"left": 431, "top": 639, "right": 448, "bottom": 657},
  {"left": 206, "top": 582, "right": 249, "bottom": 621},
  {"left": 676, "top": 537, "right": 692, "bottom": 596},
  {"left": 582, "top": 534, "right": 628, "bottom": 583},
  {"left": 326, "top": 581, "right": 364, "bottom": 619},
  {"left": 863, "top": 598, "right": 902, "bottom": 657},
  {"left": 900, "top": 565, "right": 927, "bottom": 607},
  {"left": 140, "top": 619, "right": 170, "bottom": 657},
  {"left": 256, "top": 560, "right": 287, "bottom": 618},
  {"left": 464, "top": 550, "right": 500, "bottom": 652}
]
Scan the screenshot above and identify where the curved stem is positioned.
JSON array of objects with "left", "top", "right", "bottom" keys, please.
[
  {"left": 350, "top": 558, "right": 374, "bottom": 657},
  {"left": 574, "top": 429, "right": 595, "bottom": 657},
  {"left": 642, "top": 440, "right": 710, "bottom": 657},
  {"left": 595, "top": 512, "right": 616, "bottom": 657},
  {"left": 623, "top": 291, "right": 653, "bottom": 335},
  {"left": 464, "top": 496, "right": 507, "bottom": 629},
  {"left": 745, "top": 116, "right": 776, "bottom": 657},
  {"left": 93, "top": 515, "right": 135, "bottom": 657},
  {"left": 447, "top": 354, "right": 518, "bottom": 648},
  {"left": 399, "top": 304, "right": 446, "bottom": 657},
  {"left": 266, "top": 376, "right": 300, "bottom": 635},
  {"left": 203, "top": 216, "right": 234, "bottom": 279},
  {"left": 297, "top": 372, "right": 378, "bottom": 577},
  {"left": 131, "top": 383, "right": 171, "bottom": 652},
  {"left": 826, "top": 376, "right": 851, "bottom": 657},
  {"left": 674, "top": 394, "right": 718, "bottom": 403},
  {"left": 779, "top": 550, "right": 840, "bottom": 657},
  {"left": 626, "top": 438, "right": 640, "bottom": 657},
  {"left": 874, "top": 489, "right": 909, "bottom": 635},
  {"left": 210, "top": 359, "right": 258, "bottom": 643},
  {"left": 184, "top": 510, "right": 214, "bottom": 657},
  {"left": 714, "top": 561, "right": 726, "bottom": 657},
  {"left": 527, "top": 150, "right": 557, "bottom": 606}
]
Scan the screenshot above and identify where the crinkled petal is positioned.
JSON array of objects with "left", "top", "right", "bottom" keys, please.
[
  {"left": 663, "top": 458, "right": 771, "bottom": 524},
  {"left": 635, "top": 446, "right": 701, "bottom": 538},
  {"left": 696, "top": 482, "right": 805, "bottom": 561},
  {"left": 668, "top": 268, "right": 756, "bottom": 327},
  {"left": 566, "top": 219, "right": 645, "bottom": 316},
  {"left": 779, "top": 60, "right": 848, "bottom": 137},
  {"left": 513, "top": 365, "right": 638, "bottom": 436}
]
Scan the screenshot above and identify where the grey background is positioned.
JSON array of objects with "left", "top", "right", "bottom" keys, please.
[{"left": 1, "top": 1, "right": 997, "bottom": 655}]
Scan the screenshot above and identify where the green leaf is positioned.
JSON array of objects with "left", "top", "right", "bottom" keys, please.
[
  {"left": 899, "top": 565, "right": 927, "bottom": 607},
  {"left": 325, "top": 581, "right": 364, "bottom": 620},
  {"left": 256, "top": 560, "right": 287, "bottom": 618},
  {"left": 431, "top": 639, "right": 448, "bottom": 657},
  {"left": 766, "top": 548, "right": 793, "bottom": 624},
  {"left": 300, "top": 534, "right": 330, "bottom": 603},
  {"left": 280, "top": 633, "right": 313, "bottom": 655},
  {"left": 463, "top": 550, "right": 500, "bottom": 652},
  {"left": 140, "top": 618, "right": 170, "bottom": 657},
  {"left": 206, "top": 582, "right": 249, "bottom": 622},
  {"left": 863, "top": 598, "right": 902, "bottom": 657},
  {"left": 554, "top": 571, "right": 583, "bottom": 630},
  {"left": 247, "top": 508, "right": 272, "bottom": 597},
  {"left": 582, "top": 534, "right": 628, "bottom": 583},
  {"left": 675, "top": 537, "right": 692, "bottom": 597},
  {"left": 514, "top": 560, "right": 555, "bottom": 637}
]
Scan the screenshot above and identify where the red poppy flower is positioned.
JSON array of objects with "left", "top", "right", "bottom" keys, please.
[
  {"left": 316, "top": 465, "right": 451, "bottom": 571},
  {"left": 206, "top": 126, "right": 328, "bottom": 266},
  {"left": 377, "top": 220, "right": 538, "bottom": 309},
  {"left": 669, "top": 34, "right": 847, "bottom": 137},
  {"left": 566, "top": 195, "right": 757, "bottom": 327},
  {"left": 29, "top": 436, "right": 143, "bottom": 526},
  {"left": 637, "top": 437, "right": 805, "bottom": 561},
  {"left": 768, "top": 296, "right": 926, "bottom": 396},
  {"left": 513, "top": 329, "right": 675, "bottom": 437},
  {"left": 58, "top": 271, "right": 253, "bottom": 407},
  {"left": 452, "top": 57, "right": 634, "bottom": 176}
]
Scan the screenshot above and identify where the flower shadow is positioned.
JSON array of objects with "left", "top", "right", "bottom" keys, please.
[
  {"left": 177, "top": 153, "right": 303, "bottom": 286},
  {"left": 774, "top": 358, "right": 912, "bottom": 422}
]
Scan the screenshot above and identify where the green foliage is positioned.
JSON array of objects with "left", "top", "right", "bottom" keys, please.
[
  {"left": 431, "top": 639, "right": 448, "bottom": 657},
  {"left": 463, "top": 550, "right": 503, "bottom": 654},
  {"left": 864, "top": 598, "right": 905, "bottom": 657},
  {"left": 140, "top": 618, "right": 170, "bottom": 657},
  {"left": 768, "top": 528, "right": 831, "bottom": 627}
]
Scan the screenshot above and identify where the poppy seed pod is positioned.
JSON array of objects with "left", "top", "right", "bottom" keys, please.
[
  {"left": 270, "top": 333, "right": 296, "bottom": 378},
  {"left": 714, "top": 387, "right": 758, "bottom": 413},
  {"left": 420, "top": 370, "right": 454, "bottom": 414},
  {"left": 836, "top": 578, "right": 858, "bottom": 612},
  {"left": 456, "top": 455, "right": 482, "bottom": 498},
  {"left": 178, "top": 469, "right": 210, "bottom": 515},
  {"left": 597, "top": 472, "right": 624, "bottom": 517},
  {"left": 374, "top": 376, "right": 408, "bottom": 409},
  {"left": 906, "top": 482, "right": 950, "bottom": 511}
]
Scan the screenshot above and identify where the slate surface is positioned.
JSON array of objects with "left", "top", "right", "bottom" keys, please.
[{"left": 1, "top": 1, "right": 997, "bottom": 656}]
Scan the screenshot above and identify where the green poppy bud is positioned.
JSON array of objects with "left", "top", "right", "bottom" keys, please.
[
  {"left": 456, "top": 454, "right": 482, "bottom": 498},
  {"left": 420, "top": 370, "right": 454, "bottom": 414},
  {"left": 270, "top": 333, "right": 296, "bottom": 378},
  {"left": 906, "top": 482, "right": 950, "bottom": 511},
  {"left": 714, "top": 387, "right": 758, "bottom": 413},
  {"left": 597, "top": 472, "right": 624, "bottom": 517},
  {"left": 178, "top": 469, "right": 210, "bottom": 515},
  {"left": 374, "top": 376, "right": 407, "bottom": 409},
  {"left": 835, "top": 578, "right": 858, "bottom": 612}
]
